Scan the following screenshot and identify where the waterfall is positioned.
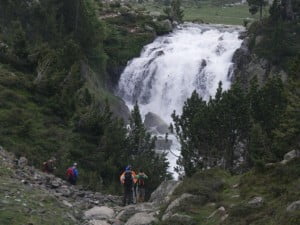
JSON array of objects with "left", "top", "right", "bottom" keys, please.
[{"left": 117, "top": 23, "right": 244, "bottom": 178}]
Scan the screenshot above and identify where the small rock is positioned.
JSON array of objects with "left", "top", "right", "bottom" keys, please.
[
  {"left": 286, "top": 200, "right": 300, "bottom": 212},
  {"left": 51, "top": 181, "right": 60, "bottom": 189},
  {"left": 62, "top": 200, "right": 72, "bottom": 208},
  {"left": 248, "top": 196, "right": 264, "bottom": 208},
  {"left": 232, "top": 183, "right": 239, "bottom": 188},
  {"left": 18, "top": 157, "right": 28, "bottom": 168},
  {"left": 208, "top": 206, "right": 226, "bottom": 219}
]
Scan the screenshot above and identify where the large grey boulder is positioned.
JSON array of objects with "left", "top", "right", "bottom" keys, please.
[
  {"left": 84, "top": 206, "right": 115, "bottom": 220},
  {"left": 283, "top": 150, "right": 300, "bottom": 161},
  {"left": 144, "top": 112, "right": 169, "bottom": 134},
  {"left": 150, "top": 180, "right": 181, "bottom": 205},
  {"left": 125, "top": 212, "right": 158, "bottom": 225},
  {"left": 286, "top": 200, "right": 300, "bottom": 212}
]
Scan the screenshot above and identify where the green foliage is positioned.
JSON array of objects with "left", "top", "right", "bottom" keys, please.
[
  {"left": 173, "top": 77, "right": 289, "bottom": 176},
  {"left": 164, "top": 0, "right": 184, "bottom": 23},
  {"left": 172, "top": 82, "right": 250, "bottom": 175},
  {"left": 247, "top": 0, "right": 268, "bottom": 19}
]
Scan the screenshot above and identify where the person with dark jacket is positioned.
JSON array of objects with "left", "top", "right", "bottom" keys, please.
[
  {"left": 42, "top": 159, "right": 55, "bottom": 173},
  {"left": 120, "top": 166, "right": 135, "bottom": 206}
]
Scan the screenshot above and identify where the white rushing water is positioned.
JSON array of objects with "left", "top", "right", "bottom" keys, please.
[{"left": 117, "top": 23, "right": 243, "bottom": 178}]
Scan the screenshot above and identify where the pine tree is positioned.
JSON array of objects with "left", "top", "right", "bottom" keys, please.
[{"left": 247, "top": 0, "right": 268, "bottom": 20}]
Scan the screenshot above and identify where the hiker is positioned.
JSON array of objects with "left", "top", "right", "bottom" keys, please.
[
  {"left": 136, "top": 170, "right": 148, "bottom": 203},
  {"left": 120, "top": 166, "right": 135, "bottom": 206},
  {"left": 120, "top": 165, "right": 137, "bottom": 203},
  {"left": 66, "top": 163, "right": 78, "bottom": 185},
  {"left": 42, "top": 159, "right": 55, "bottom": 173}
]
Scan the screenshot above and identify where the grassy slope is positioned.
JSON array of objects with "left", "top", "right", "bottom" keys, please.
[
  {"left": 0, "top": 157, "right": 78, "bottom": 225},
  {"left": 132, "top": 2, "right": 268, "bottom": 25},
  {"left": 160, "top": 159, "right": 300, "bottom": 225}
]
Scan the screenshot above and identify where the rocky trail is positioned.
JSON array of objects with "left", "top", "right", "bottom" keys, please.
[{"left": 0, "top": 146, "right": 181, "bottom": 225}]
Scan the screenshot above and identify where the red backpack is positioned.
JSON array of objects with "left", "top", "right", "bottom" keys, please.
[{"left": 66, "top": 167, "right": 74, "bottom": 178}]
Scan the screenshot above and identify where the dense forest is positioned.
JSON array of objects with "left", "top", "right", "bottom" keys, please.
[{"left": 0, "top": 0, "right": 170, "bottom": 194}]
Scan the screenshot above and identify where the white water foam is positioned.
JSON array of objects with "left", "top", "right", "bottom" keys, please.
[{"left": 117, "top": 23, "right": 243, "bottom": 178}]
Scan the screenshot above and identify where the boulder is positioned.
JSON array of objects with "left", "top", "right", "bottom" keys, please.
[
  {"left": 144, "top": 112, "right": 169, "bottom": 134},
  {"left": 162, "top": 193, "right": 199, "bottom": 220},
  {"left": 284, "top": 150, "right": 300, "bottom": 161},
  {"left": 116, "top": 206, "right": 138, "bottom": 222},
  {"left": 286, "top": 200, "right": 300, "bottom": 212},
  {"left": 248, "top": 196, "right": 264, "bottom": 208},
  {"left": 125, "top": 212, "right": 158, "bottom": 225},
  {"left": 149, "top": 180, "right": 181, "bottom": 205},
  {"left": 84, "top": 206, "right": 115, "bottom": 220}
]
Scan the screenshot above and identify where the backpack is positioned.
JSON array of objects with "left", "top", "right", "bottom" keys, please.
[
  {"left": 124, "top": 171, "right": 133, "bottom": 186},
  {"left": 66, "top": 167, "right": 74, "bottom": 178},
  {"left": 138, "top": 176, "right": 145, "bottom": 187}
]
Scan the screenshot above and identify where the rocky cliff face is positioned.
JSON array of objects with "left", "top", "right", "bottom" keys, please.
[{"left": 232, "top": 32, "right": 288, "bottom": 88}]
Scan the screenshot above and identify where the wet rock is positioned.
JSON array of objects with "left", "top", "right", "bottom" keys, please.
[
  {"left": 84, "top": 206, "right": 115, "bottom": 220},
  {"left": 286, "top": 200, "right": 300, "bottom": 212},
  {"left": 144, "top": 112, "right": 169, "bottom": 134},
  {"left": 125, "top": 212, "right": 158, "bottom": 225}
]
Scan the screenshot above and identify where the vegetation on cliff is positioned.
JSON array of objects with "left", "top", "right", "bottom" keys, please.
[{"left": 0, "top": 0, "right": 169, "bottom": 193}]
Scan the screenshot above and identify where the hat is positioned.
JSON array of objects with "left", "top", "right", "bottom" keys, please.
[{"left": 73, "top": 162, "right": 77, "bottom": 166}]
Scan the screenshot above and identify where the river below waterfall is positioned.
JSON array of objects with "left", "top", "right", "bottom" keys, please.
[{"left": 117, "top": 23, "right": 244, "bottom": 178}]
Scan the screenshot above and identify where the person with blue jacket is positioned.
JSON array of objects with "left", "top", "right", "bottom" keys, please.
[{"left": 66, "top": 163, "right": 78, "bottom": 185}]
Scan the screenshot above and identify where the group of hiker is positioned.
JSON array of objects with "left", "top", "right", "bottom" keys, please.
[
  {"left": 42, "top": 160, "right": 148, "bottom": 205},
  {"left": 120, "top": 165, "right": 148, "bottom": 206},
  {"left": 42, "top": 159, "right": 79, "bottom": 185}
]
